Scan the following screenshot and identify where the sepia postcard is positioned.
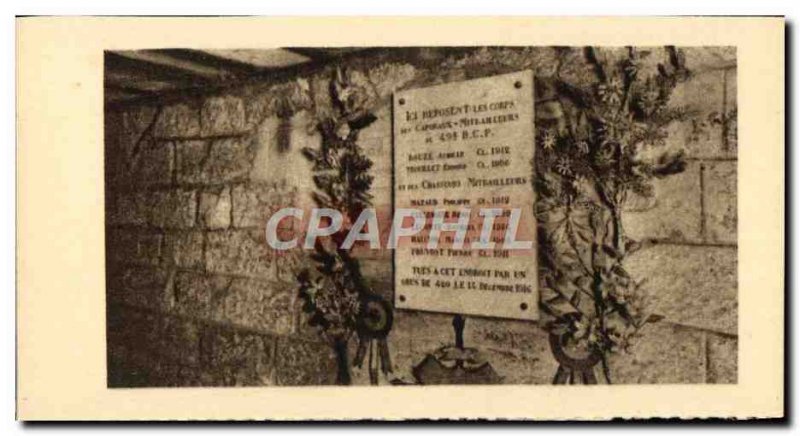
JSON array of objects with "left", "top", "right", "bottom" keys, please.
[{"left": 16, "top": 16, "right": 784, "bottom": 421}]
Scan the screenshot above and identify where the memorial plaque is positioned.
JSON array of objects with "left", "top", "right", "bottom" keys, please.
[{"left": 393, "top": 70, "right": 537, "bottom": 321}]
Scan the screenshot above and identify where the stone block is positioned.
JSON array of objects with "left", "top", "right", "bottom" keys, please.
[
  {"left": 106, "top": 228, "right": 135, "bottom": 266},
  {"left": 366, "top": 62, "right": 418, "bottom": 102},
  {"left": 136, "top": 232, "right": 163, "bottom": 266},
  {"left": 622, "top": 162, "right": 702, "bottom": 242},
  {"left": 198, "top": 187, "right": 232, "bottom": 230},
  {"left": 707, "top": 333, "right": 737, "bottom": 383},
  {"left": 107, "top": 265, "right": 172, "bottom": 311},
  {"left": 703, "top": 161, "right": 737, "bottom": 244},
  {"left": 154, "top": 316, "right": 202, "bottom": 366},
  {"left": 151, "top": 363, "right": 204, "bottom": 387},
  {"left": 107, "top": 341, "right": 142, "bottom": 387},
  {"left": 120, "top": 105, "right": 159, "bottom": 149},
  {"left": 244, "top": 78, "right": 314, "bottom": 131},
  {"left": 197, "top": 326, "right": 276, "bottom": 386},
  {"left": 200, "top": 96, "right": 247, "bottom": 136},
  {"left": 153, "top": 103, "right": 200, "bottom": 139},
  {"left": 105, "top": 110, "right": 135, "bottom": 190},
  {"left": 358, "top": 105, "right": 391, "bottom": 140},
  {"left": 274, "top": 249, "right": 305, "bottom": 283},
  {"left": 174, "top": 139, "right": 207, "bottom": 184},
  {"left": 206, "top": 138, "right": 256, "bottom": 183},
  {"left": 244, "top": 91, "right": 270, "bottom": 131},
  {"left": 149, "top": 189, "right": 197, "bottom": 229},
  {"left": 162, "top": 231, "right": 204, "bottom": 269},
  {"left": 106, "top": 228, "right": 150, "bottom": 267},
  {"left": 359, "top": 135, "right": 392, "bottom": 183},
  {"left": 106, "top": 305, "right": 158, "bottom": 349},
  {"left": 106, "top": 307, "right": 161, "bottom": 386},
  {"left": 723, "top": 67, "right": 738, "bottom": 152},
  {"left": 609, "top": 322, "right": 707, "bottom": 384},
  {"left": 274, "top": 336, "right": 337, "bottom": 386},
  {"left": 249, "top": 114, "right": 316, "bottom": 189},
  {"left": 683, "top": 46, "right": 737, "bottom": 72},
  {"left": 108, "top": 191, "right": 149, "bottom": 227},
  {"left": 176, "top": 138, "right": 254, "bottom": 185},
  {"left": 134, "top": 139, "right": 174, "bottom": 187},
  {"left": 173, "top": 271, "right": 222, "bottom": 319},
  {"left": 231, "top": 182, "right": 296, "bottom": 229},
  {"left": 664, "top": 69, "right": 731, "bottom": 159},
  {"left": 211, "top": 277, "right": 295, "bottom": 335},
  {"left": 205, "top": 229, "right": 274, "bottom": 278},
  {"left": 107, "top": 307, "right": 204, "bottom": 385},
  {"left": 624, "top": 244, "right": 737, "bottom": 335}
]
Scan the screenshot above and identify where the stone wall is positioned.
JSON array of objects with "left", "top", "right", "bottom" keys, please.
[{"left": 105, "top": 46, "right": 737, "bottom": 386}]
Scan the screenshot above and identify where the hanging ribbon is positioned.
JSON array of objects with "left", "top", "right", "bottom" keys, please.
[
  {"left": 548, "top": 331, "right": 603, "bottom": 384},
  {"left": 354, "top": 293, "right": 393, "bottom": 385}
]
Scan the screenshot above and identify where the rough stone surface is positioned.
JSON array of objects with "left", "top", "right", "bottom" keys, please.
[
  {"left": 249, "top": 112, "right": 317, "bottom": 189},
  {"left": 106, "top": 228, "right": 161, "bottom": 267},
  {"left": 624, "top": 244, "right": 737, "bottom": 335},
  {"left": 724, "top": 67, "right": 738, "bottom": 152},
  {"left": 105, "top": 135, "right": 174, "bottom": 190},
  {"left": 107, "top": 265, "right": 172, "bottom": 310},
  {"left": 154, "top": 103, "right": 200, "bottom": 139},
  {"left": 149, "top": 189, "right": 197, "bottom": 229},
  {"left": 683, "top": 46, "right": 737, "bottom": 71},
  {"left": 274, "top": 337, "right": 338, "bottom": 386},
  {"left": 610, "top": 322, "right": 707, "bottom": 384},
  {"left": 136, "top": 232, "right": 163, "bottom": 266},
  {"left": 107, "top": 307, "right": 206, "bottom": 386},
  {"left": 174, "top": 139, "right": 208, "bottom": 184},
  {"left": 107, "top": 308, "right": 162, "bottom": 386},
  {"left": 622, "top": 162, "right": 702, "bottom": 242},
  {"left": 707, "top": 333, "right": 738, "bottom": 383},
  {"left": 199, "top": 326, "right": 277, "bottom": 386},
  {"left": 134, "top": 140, "right": 174, "bottom": 187},
  {"left": 704, "top": 160, "right": 737, "bottom": 244},
  {"left": 205, "top": 229, "right": 274, "bottom": 278},
  {"left": 155, "top": 316, "right": 202, "bottom": 365},
  {"left": 201, "top": 96, "right": 247, "bottom": 136},
  {"left": 231, "top": 182, "right": 295, "bottom": 228},
  {"left": 198, "top": 187, "right": 232, "bottom": 230},
  {"left": 665, "top": 69, "right": 730, "bottom": 159},
  {"left": 176, "top": 138, "right": 253, "bottom": 185},
  {"left": 162, "top": 231, "right": 204, "bottom": 269},
  {"left": 366, "top": 62, "right": 418, "bottom": 102},
  {"left": 359, "top": 135, "right": 392, "bottom": 191},
  {"left": 359, "top": 104, "right": 392, "bottom": 140},
  {"left": 106, "top": 228, "right": 136, "bottom": 265},
  {"left": 211, "top": 277, "right": 295, "bottom": 335},
  {"left": 273, "top": 248, "right": 305, "bottom": 283},
  {"left": 108, "top": 192, "right": 149, "bottom": 227},
  {"left": 173, "top": 271, "right": 225, "bottom": 319},
  {"left": 120, "top": 105, "right": 159, "bottom": 147}
]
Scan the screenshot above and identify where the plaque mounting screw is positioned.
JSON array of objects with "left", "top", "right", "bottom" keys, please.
[
  {"left": 520, "top": 302, "right": 528, "bottom": 311},
  {"left": 399, "top": 295, "right": 406, "bottom": 302},
  {"left": 398, "top": 98, "right": 406, "bottom": 105},
  {"left": 514, "top": 81, "right": 523, "bottom": 89}
]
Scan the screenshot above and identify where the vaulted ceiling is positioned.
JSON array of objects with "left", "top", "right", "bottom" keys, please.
[{"left": 104, "top": 48, "right": 364, "bottom": 105}]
